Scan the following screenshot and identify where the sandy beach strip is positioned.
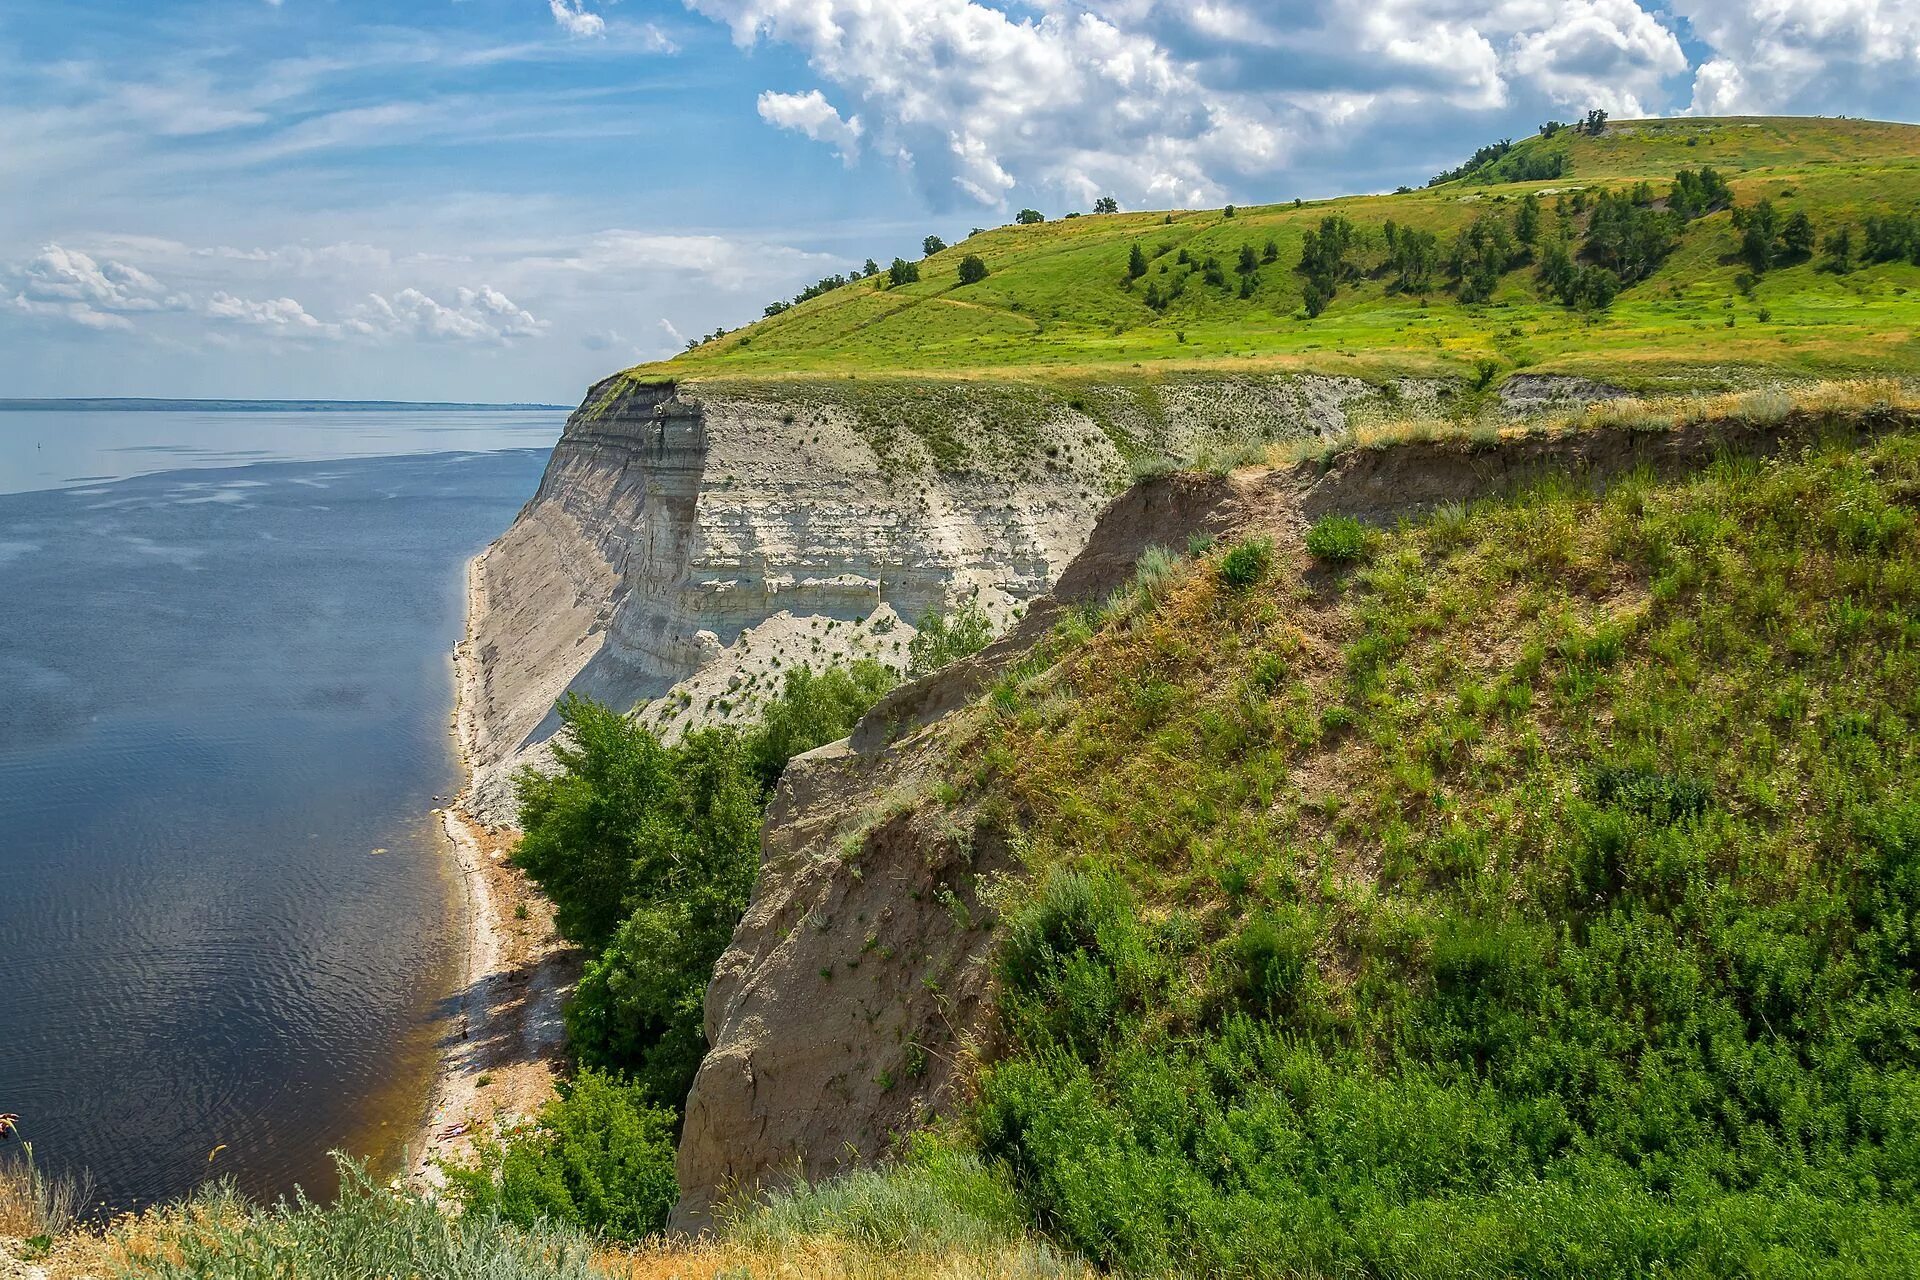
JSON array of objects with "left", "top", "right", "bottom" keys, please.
[{"left": 409, "top": 553, "right": 574, "bottom": 1187}]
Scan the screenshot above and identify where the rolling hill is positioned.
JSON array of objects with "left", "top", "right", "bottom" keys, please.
[{"left": 639, "top": 116, "right": 1920, "bottom": 392}]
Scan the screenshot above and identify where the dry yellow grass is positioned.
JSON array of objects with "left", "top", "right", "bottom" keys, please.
[
  {"left": 1277, "top": 376, "right": 1920, "bottom": 462},
  {"left": 596, "top": 1237, "right": 1090, "bottom": 1280}
]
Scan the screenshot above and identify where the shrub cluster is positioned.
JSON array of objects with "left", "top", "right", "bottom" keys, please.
[
  {"left": 1303, "top": 514, "right": 1368, "bottom": 562},
  {"left": 908, "top": 599, "right": 996, "bottom": 677}
]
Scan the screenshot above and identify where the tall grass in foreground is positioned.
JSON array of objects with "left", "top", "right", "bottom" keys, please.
[
  {"left": 107, "top": 1164, "right": 601, "bottom": 1280},
  {"left": 714, "top": 1145, "right": 1082, "bottom": 1278},
  {"left": 0, "top": 1143, "right": 92, "bottom": 1239},
  {"left": 51, "top": 1154, "right": 1082, "bottom": 1280}
]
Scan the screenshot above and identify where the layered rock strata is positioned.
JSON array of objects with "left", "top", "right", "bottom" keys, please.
[{"left": 463, "top": 373, "right": 1409, "bottom": 820}]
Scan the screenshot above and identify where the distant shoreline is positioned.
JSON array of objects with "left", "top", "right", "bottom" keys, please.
[{"left": 0, "top": 398, "right": 572, "bottom": 413}]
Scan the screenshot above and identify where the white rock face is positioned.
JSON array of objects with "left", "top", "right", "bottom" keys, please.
[{"left": 463, "top": 372, "right": 1410, "bottom": 821}]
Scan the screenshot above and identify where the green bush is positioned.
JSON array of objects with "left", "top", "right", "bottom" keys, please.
[
  {"left": 908, "top": 600, "right": 996, "bottom": 677},
  {"left": 1305, "top": 514, "right": 1369, "bottom": 561},
  {"left": 1217, "top": 536, "right": 1275, "bottom": 587},
  {"left": 957, "top": 254, "right": 989, "bottom": 285},
  {"left": 445, "top": 1070, "right": 677, "bottom": 1239}
]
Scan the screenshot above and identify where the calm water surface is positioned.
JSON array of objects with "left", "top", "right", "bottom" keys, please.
[{"left": 0, "top": 410, "right": 559, "bottom": 1211}]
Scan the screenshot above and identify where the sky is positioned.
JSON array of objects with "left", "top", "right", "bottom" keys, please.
[{"left": 3, "top": 1, "right": 1916, "bottom": 403}]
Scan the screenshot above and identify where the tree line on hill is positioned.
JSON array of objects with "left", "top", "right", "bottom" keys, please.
[
  {"left": 1114, "top": 162, "right": 1916, "bottom": 320},
  {"left": 741, "top": 200, "right": 1125, "bottom": 336},
  {"left": 1425, "top": 112, "right": 1607, "bottom": 187}
]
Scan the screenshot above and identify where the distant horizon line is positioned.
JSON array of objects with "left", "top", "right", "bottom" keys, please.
[{"left": 0, "top": 396, "right": 574, "bottom": 412}]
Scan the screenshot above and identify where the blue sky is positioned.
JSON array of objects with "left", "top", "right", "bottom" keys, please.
[{"left": 3, "top": 1, "right": 1915, "bottom": 403}]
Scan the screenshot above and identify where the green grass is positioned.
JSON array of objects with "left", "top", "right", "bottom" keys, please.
[
  {"left": 934, "top": 420, "right": 1920, "bottom": 1276},
  {"left": 113, "top": 1163, "right": 604, "bottom": 1280},
  {"left": 635, "top": 117, "right": 1920, "bottom": 391},
  {"left": 79, "top": 1153, "right": 1084, "bottom": 1280}
]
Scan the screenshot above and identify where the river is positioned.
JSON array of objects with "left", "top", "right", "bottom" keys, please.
[{"left": 0, "top": 406, "right": 561, "bottom": 1212}]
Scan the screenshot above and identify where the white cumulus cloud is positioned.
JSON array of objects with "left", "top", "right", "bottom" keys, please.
[
  {"left": 1507, "top": 0, "right": 1689, "bottom": 118},
  {"left": 757, "top": 89, "right": 864, "bottom": 162},
  {"left": 682, "top": 1, "right": 1717, "bottom": 207},
  {"left": 1670, "top": 0, "right": 1920, "bottom": 115},
  {"left": 352, "top": 286, "right": 548, "bottom": 344},
  {"left": 206, "top": 291, "right": 328, "bottom": 333},
  {"left": 5, "top": 243, "right": 190, "bottom": 331}
]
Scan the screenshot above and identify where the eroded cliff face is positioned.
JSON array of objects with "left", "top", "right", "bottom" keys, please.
[
  {"left": 463, "top": 372, "right": 1417, "bottom": 821},
  {"left": 669, "top": 471, "right": 1248, "bottom": 1231}
]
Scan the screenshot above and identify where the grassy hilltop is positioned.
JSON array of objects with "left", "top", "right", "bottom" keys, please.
[{"left": 639, "top": 116, "right": 1920, "bottom": 390}]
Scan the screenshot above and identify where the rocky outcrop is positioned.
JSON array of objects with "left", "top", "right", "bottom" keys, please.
[
  {"left": 463, "top": 372, "right": 1410, "bottom": 821},
  {"left": 1497, "top": 372, "right": 1629, "bottom": 414}
]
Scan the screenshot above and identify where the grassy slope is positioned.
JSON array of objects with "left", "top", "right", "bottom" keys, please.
[
  {"left": 931, "top": 413, "right": 1920, "bottom": 1275},
  {"left": 638, "top": 117, "right": 1920, "bottom": 390}
]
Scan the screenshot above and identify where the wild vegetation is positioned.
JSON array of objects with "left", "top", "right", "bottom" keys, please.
[
  {"left": 654, "top": 117, "right": 1920, "bottom": 390},
  {"left": 463, "top": 662, "right": 900, "bottom": 1235},
  {"left": 22, "top": 1152, "right": 1079, "bottom": 1280},
  {"left": 923, "top": 408, "right": 1920, "bottom": 1275},
  {"left": 452, "top": 597, "right": 1000, "bottom": 1240}
]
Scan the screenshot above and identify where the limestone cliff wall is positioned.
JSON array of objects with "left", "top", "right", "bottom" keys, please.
[{"left": 463, "top": 372, "right": 1415, "bottom": 821}]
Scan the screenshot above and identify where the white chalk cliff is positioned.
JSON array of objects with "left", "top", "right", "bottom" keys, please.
[{"left": 462, "top": 372, "right": 1424, "bottom": 821}]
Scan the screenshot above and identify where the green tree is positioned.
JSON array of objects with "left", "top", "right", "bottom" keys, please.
[
  {"left": 888, "top": 257, "right": 921, "bottom": 286},
  {"left": 1515, "top": 192, "right": 1542, "bottom": 245},
  {"left": 1781, "top": 211, "right": 1815, "bottom": 261},
  {"left": 922, "top": 234, "right": 948, "bottom": 256},
  {"left": 1735, "top": 199, "right": 1780, "bottom": 272},
  {"left": 957, "top": 253, "right": 989, "bottom": 285},
  {"left": 1093, "top": 196, "right": 1119, "bottom": 214},
  {"left": 1389, "top": 226, "right": 1442, "bottom": 293},
  {"left": 862, "top": 258, "right": 880, "bottom": 277},
  {"left": 1822, "top": 225, "right": 1856, "bottom": 273},
  {"left": 1301, "top": 278, "right": 1330, "bottom": 318},
  {"left": 1295, "top": 214, "right": 1357, "bottom": 308},
  {"left": 1127, "top": 243, "right": 1148, "bottom": 279},
  {"left": 1451, "top": 212, "right": 1517, "bottom": 303},
  {"left": 515, "top": 662, "right": 897, "bottom": 1105},
  {"left": 1236, "top": 244, "right": 1259, "bottom": 274},
  {"left": 512, "top": 695, "right": 681, "bottom": 952},
  {"left": 1016, "top": 209, "right": 1045, "bottom": 225}
]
